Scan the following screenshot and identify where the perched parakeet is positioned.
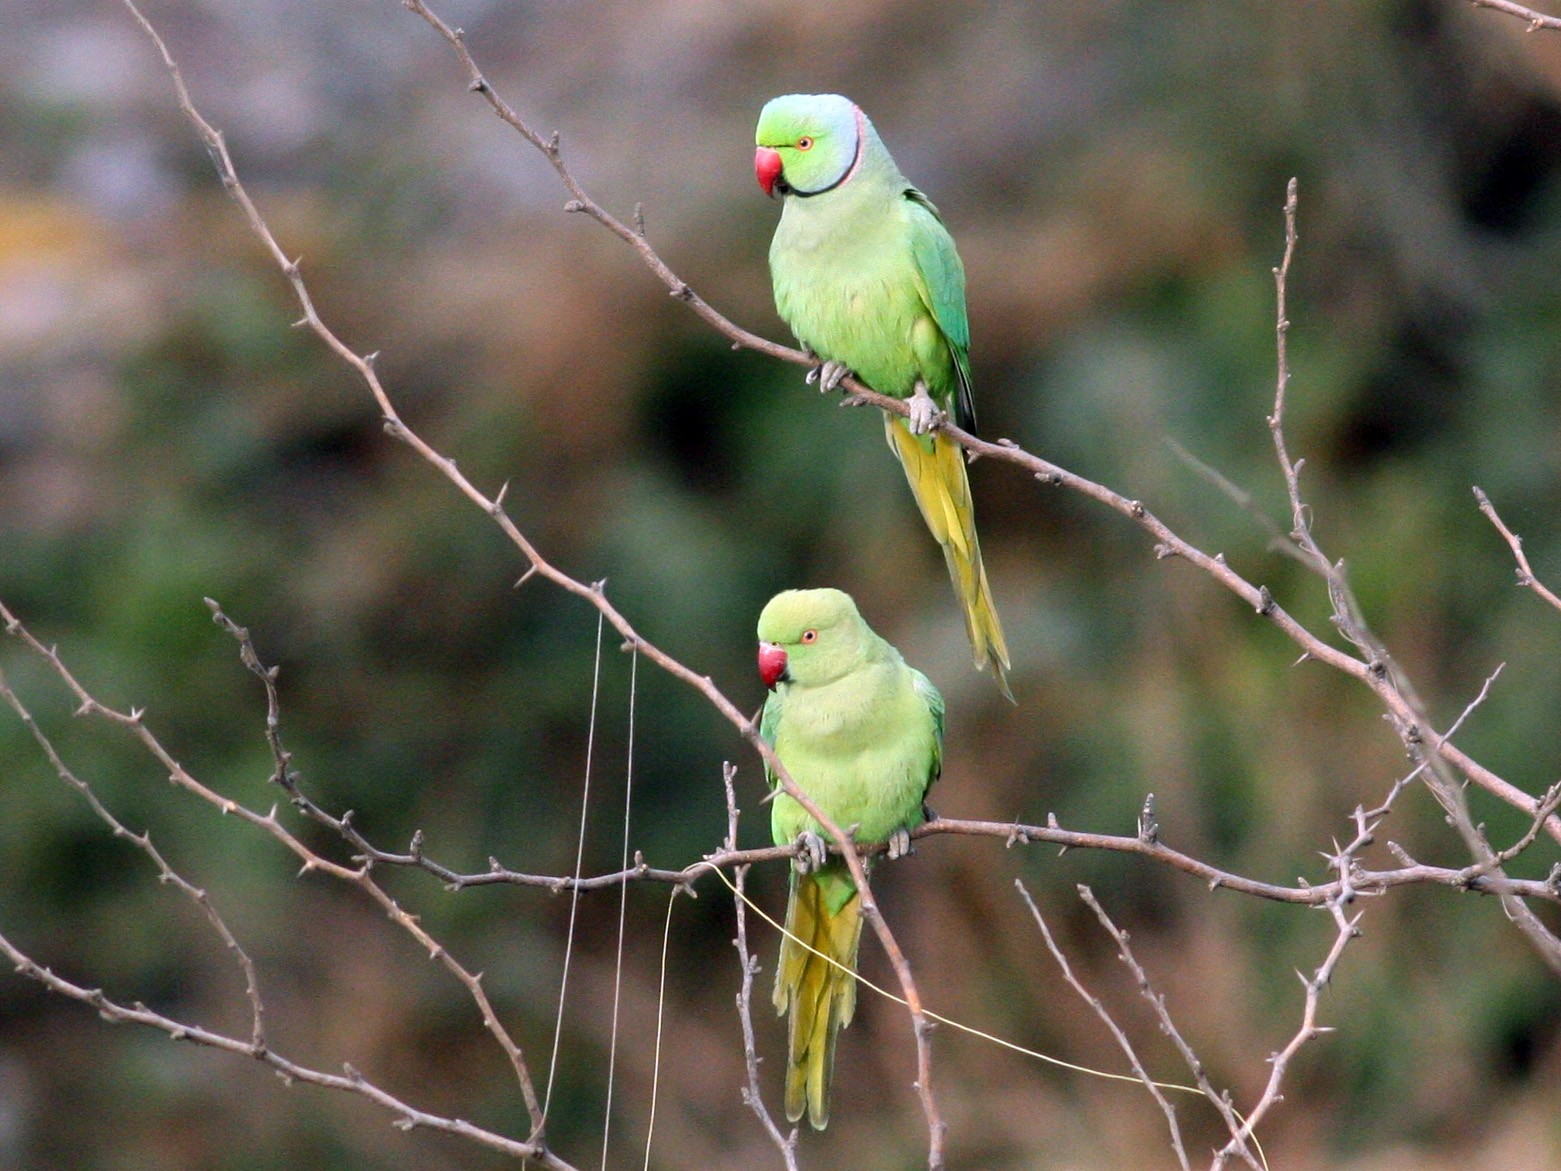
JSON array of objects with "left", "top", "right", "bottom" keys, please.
[
  {"left": 755, "top": 93, "right": 1012, "bottom": 700},
  {"left": 756, "top": 587, "right": 944, "bottom": 1129}
]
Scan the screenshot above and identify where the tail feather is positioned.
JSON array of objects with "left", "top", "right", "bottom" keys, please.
[
  {"left": 885, "top": 416, "right": 1013, "bottom": 700},
  {"left": 774, "top": 871, "right": 862, "bottom": 1130}
]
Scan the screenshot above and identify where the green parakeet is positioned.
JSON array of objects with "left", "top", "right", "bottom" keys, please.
[
  {"left": 756, "top": 587, "right": 944, "bottom": 1129},
  {"left": 755, "top": 93, "right": 1013, "bottom": 700}
]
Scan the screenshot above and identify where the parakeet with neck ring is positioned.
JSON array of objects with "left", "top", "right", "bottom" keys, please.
[
  {"left": 756, "top": 587, "right": 944, "bottom": 1128},
  {"left": 756, "top": 93, "right": 1013, "bottom": 700}
]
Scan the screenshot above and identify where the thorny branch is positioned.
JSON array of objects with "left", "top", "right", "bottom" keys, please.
[
  {"left": 0, "top": 594, "right": 579, "bottom": 1166},
  {"left": 1073, "top": 886, "right": 1263, "bottom": 1171},
  {"left": 0, "top": 661, "right": 267, "bottom": 1053},
  {"left": 1017, "top": 881, "right": 1192, "bottom": 1171},
  {"left": 0, "top": 927, "right": 566, "bottom": 1164},
  {"left": 1475, "top": 487, "right": 1561, "bottom": 614},
  {"left": 726, "top": 765, "right": 802, "bottom": 1171}
]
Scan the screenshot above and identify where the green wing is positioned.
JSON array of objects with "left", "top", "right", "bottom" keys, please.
[
  {"left": 909, "top": 666, "right": 945, "bottom": 801},
  {"left": 904, "top": 187, "right": 976, "bottom": 431},
  {"left": 759, "top": 691, "right": 784, "bottom": 791}
]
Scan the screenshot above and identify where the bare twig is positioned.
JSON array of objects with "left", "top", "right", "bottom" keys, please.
[
  {"left": 727, "top": 766, "right": 802, "bottom": 1169},
  {"left": 0, "top": 597, "right": 553, "bottom": 1147},
  {"left": 0, "top": 661, "right": 267, "bottom": 1052},
  {"left": 1165, "top": 438, "right": 1311, "bottom": 568},
  {"left": 1474, "top": 487, "right": 1561, "bottom": 614},
  {"left": 0, "top": 925, "right": 575, "bottom": 1167},
  {"left": 1073, "top": 887, "right": 1261, "bottom": 1170},
  {"left": 1469, "top": 0, "right": 1561, "bottom": 32},
  {"left": 1203, "top": 803, "right": 1374, "bottom": 1169},
  {"left": 1016, "top": 881, "right": 1189, "bottom": 1171},
  {"left": 1254, "top": 183, "right": 1561, "bottom": 972}
]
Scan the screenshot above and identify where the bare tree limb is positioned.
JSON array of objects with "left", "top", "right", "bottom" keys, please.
[
  {"left": 725, "top": 764, "right": 802, "bottom": 1170},
  {"left": 0, "top": 596, "right": 552, "bottom": 1144},
  {"left": 1469, "top": 0, "right": 1561, "bottom": 32},
  {"left": 1017, "top": 881, "right": 1190, "bottom": 1171},
  {"left": 0, "top": 926, "right": 576, "bottom": 1167},
  {"left": 0, "top": 661, "right": 267, "bottom": 1052},
  {"left": 1474, "top": 487, "right": 1561, "bottom": 614}
]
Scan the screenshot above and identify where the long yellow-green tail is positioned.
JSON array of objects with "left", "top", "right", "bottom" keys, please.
[
  {"left": 773, "top": 869, "right": 862, "bottom": 1129},
  {"left": 884, "top": 416, "right": 1013, "bottom": 700}
]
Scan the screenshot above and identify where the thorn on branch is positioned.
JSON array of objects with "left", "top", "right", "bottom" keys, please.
[{"left": 1138, "top": 793, "right": 1159, "bottom": 844}]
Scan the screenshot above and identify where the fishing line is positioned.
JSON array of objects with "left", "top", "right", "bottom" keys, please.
[
  {"left": 641, "top": 886, "right": 679, "bottom": 1171},
  {"left": 600, "top": 646, "right": 638, "bottom": 1169},
  {"left": 542, "top": 609, "right": 605, "bottom": 1127}
]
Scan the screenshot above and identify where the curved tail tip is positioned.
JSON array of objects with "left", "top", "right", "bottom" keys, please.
[{"left": 985, "top": 655, "right": 1016, "bottom": 704}]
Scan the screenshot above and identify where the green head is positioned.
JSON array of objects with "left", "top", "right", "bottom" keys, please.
[
  {"left": 754, "top": 93, "right": 865, "bottom": 198},
  {"left": 756, "top": 587, "right": 873, "bottom": 690}
]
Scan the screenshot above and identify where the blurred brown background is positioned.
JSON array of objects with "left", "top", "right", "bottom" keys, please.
[{"left": 3, "top": 1, "right": 1561, "bottom": 1167}]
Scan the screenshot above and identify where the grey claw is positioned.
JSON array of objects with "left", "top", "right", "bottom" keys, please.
[
  {"left": 794, "top": 831, "right": 828, "bottom": 874},
  {"left": 887, "top": 827, "right": 913, "bottom": 861},
  {"left": 906, "top": 385, "right": 942, "bottom": 436},
  {"left": 815, "top": 361, "right": 850, "bottom": 394}
]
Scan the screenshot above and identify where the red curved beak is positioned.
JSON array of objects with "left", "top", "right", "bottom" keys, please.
[
  {"left": 755, "top": 147, "right": 783, "bottom": 197},
  {"left": 757, "top": 641, "right": 788, "bottom": 689}
]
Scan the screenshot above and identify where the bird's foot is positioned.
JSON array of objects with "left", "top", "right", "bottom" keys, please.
[
  {"left": 793, "top": 830, "right": 828, "bottom": 875},
  {"left": 839, "top": 392, "right": 872, "bottom": 409},
  {"left": 806, "top": 360, "right": 851, "bottom": 394},
  {"left": 906, "top": 380, "right": 943, "bottom": 435},
  {"left": 887, "top": 826, "right": 914, "bottom": 861}
]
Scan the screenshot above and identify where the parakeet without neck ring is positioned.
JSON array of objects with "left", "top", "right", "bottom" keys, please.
[
  {"left": 757, "top": 587, "right": 944, "bottom": 1129},
  {"left": 756, "top": 93, "right": 1013, "bottom": 700}
]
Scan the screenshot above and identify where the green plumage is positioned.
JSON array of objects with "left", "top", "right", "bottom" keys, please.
[
  {"left": 757, "top": 94, "right": 1011, "bottom": 698},
  {"left": 757, "top": 588, "right": 943, "bottom": 1128}
]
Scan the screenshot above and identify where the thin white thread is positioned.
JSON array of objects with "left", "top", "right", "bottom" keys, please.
[
  {"left": 642, "top": 888, "right": 678, "bottom": 1171},
  {"left": 542, "top": 610, "right": 605, "bottom": 1126},
  {"left": 600, "top": 647, "right": 637, "bottom": 1169}
]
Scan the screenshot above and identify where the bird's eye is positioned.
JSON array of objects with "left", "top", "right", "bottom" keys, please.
[
  {"left": 796, "top": 136, "right": 814, "bottom": 151},
  {"left": 801, "top": 629, "right": 818, "bottom": 644}
]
